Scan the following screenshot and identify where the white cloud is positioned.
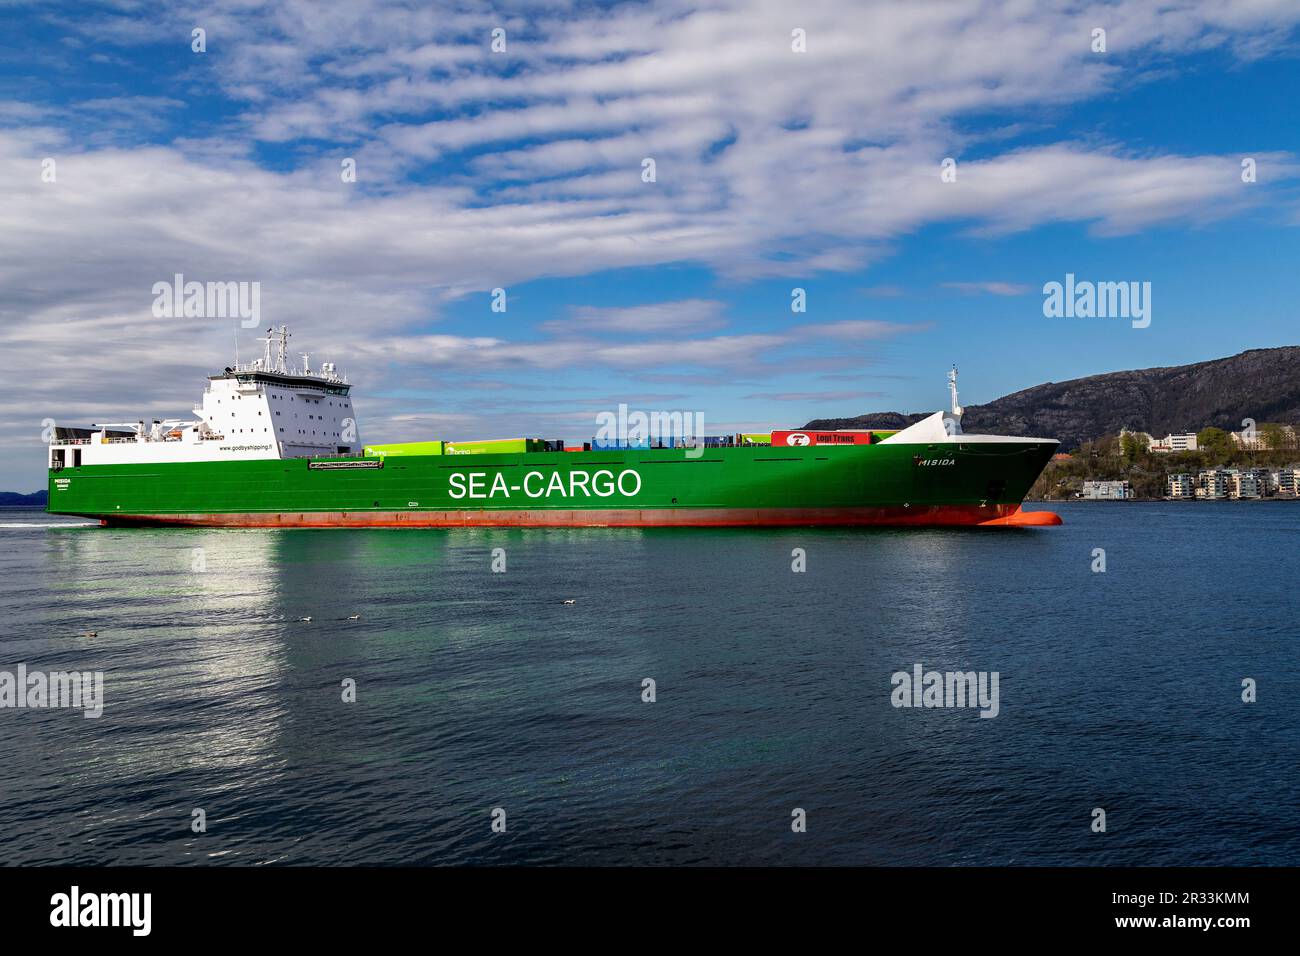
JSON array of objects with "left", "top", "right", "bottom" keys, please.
[
  {"left": 540, "top": 299, "right": 729, "bottom": 336},
  {"left": 742, "top": 389, "right": 886, "bottom": 402},
  {"left": 797, "top": 320, "right": 920, "bottom": 341},
  {"left": 942, "top": 282, "right": 1032, "bottom": 296}
]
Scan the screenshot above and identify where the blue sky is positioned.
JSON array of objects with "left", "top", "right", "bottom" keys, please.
[{"left": 1, "top": 0, "right": 1299, "bottom": 489}]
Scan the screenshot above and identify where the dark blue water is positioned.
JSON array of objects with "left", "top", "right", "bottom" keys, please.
[{"left": 0, "top": 502, "right": 1296, "bottom": 865}]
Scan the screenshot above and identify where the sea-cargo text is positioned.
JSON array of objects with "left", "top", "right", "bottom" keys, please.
[{"left": 448, "top": 469, "right": 642, "bottom": 499}]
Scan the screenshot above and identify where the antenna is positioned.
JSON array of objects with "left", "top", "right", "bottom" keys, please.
[
  {"left": 948, "top": 365, "right": 963, "bottom": 418},
  {"left": 276, "top": 325, "right": 290, "bottom": 373},
  {"left": 259, "top": 328, "right": 274, "bottom": 370}
]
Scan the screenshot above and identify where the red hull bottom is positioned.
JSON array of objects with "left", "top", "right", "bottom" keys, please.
[{"left": 97, "top": 505, "right": 1062, "bottom": 528}]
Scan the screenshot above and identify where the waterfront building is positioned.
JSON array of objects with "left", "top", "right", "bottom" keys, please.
[
  {"left": 1194, "top": 469, "right": 1233, "bottom": 499},
  {"left": 1231, "top": 469, "right": 1269, "bottom": 499},
  {"left": 1082, "top": 480, "right": 1132, "bottom": 500}
]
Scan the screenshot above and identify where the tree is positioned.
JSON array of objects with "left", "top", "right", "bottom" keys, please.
[
  {"left": 1259, "top": 423, "right": 1290, "bottom": 451},
  {"left": 1119, "top": 431, "right": 1148, "bottom": 464},
  {"left": 1093, "top": 435, "right": 1119, "bottom": 458},
  {"left": 1197, "top": 427, "right": 1233, "bottom": 463}
]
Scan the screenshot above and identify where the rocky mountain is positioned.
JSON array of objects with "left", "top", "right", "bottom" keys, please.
[{"left": 806, "top": 346, "right": 1300, "bottom": 450}]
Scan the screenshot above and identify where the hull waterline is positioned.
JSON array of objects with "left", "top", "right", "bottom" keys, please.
[{"left": 92, "top": 503, "right": 1061, "bottom": 528}]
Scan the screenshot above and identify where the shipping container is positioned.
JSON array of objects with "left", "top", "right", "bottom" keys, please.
[
  {"left": 770, "top": 430, "right": 877, "bottom": 447},
  {"left": 363, "top": 441, "right": 444, "bottom": 457},
  {"left": 444, "top": 438, "right": 546, "bottom": 455},
  {"left": 590, "top": 438, "right": 650, "bottom": 450}
]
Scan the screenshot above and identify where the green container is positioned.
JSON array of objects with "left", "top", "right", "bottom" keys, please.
[
  {"left": 364, "top": 441, "right": 444, "bottom": 458},
  {"left": 444, "top": 438, "right": 544, "bottom": 455}
]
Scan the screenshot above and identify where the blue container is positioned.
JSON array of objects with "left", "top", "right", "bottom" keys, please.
[{"left": 590, "top": 438, "right": 650, "bottom": 450}]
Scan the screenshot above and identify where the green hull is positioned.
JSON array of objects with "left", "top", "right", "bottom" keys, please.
[{"left": 47, "top": 442, "right": 1059, "bottom": 527}]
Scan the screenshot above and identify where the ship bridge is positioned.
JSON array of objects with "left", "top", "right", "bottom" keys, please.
[{"left": 46, "top": 325, "right": 360, "bottom": 470}]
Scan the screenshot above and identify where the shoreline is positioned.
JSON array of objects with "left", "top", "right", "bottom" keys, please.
[{"left": 1028, "top": 497, "right": 1300, "bottom": 503}]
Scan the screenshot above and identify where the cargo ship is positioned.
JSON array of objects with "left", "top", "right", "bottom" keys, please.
[{"left": 46, "top": 327, "right": 1061, "bottom": 528}]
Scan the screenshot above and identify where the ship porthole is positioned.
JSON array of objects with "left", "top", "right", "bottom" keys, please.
[{"left": 671, "top": 497, "right": 677, "bottom": 504}]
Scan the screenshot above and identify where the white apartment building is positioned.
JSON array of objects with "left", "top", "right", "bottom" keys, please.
[
  {"left": 1231, "top": 469, "right": 1269, "bottom": 499},
  {"left": 1082, "top": 480, "right": 1132, "bottom": 500},
  {"left": 1149, "top": 432, "right": 1199, "bottom": 453},
  {"left": 1194, "top": 470, "right": 1232, "bottom": 499},
  {"left": 1117, "top": 429, "right": 1199, "bottom": 453}
]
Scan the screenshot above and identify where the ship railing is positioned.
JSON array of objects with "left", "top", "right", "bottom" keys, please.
[{"left": 228, "top": 362, "right": 347, "bottom": 385}]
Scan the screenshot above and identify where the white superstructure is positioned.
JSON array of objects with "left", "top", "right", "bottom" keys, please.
[{"left": 48, "top": 326, "right": 361, "bottom": 470}]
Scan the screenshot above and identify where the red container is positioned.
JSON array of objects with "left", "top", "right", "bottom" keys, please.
[{"left": 770, "top": 430, "right": 875, "bottom": 447}]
